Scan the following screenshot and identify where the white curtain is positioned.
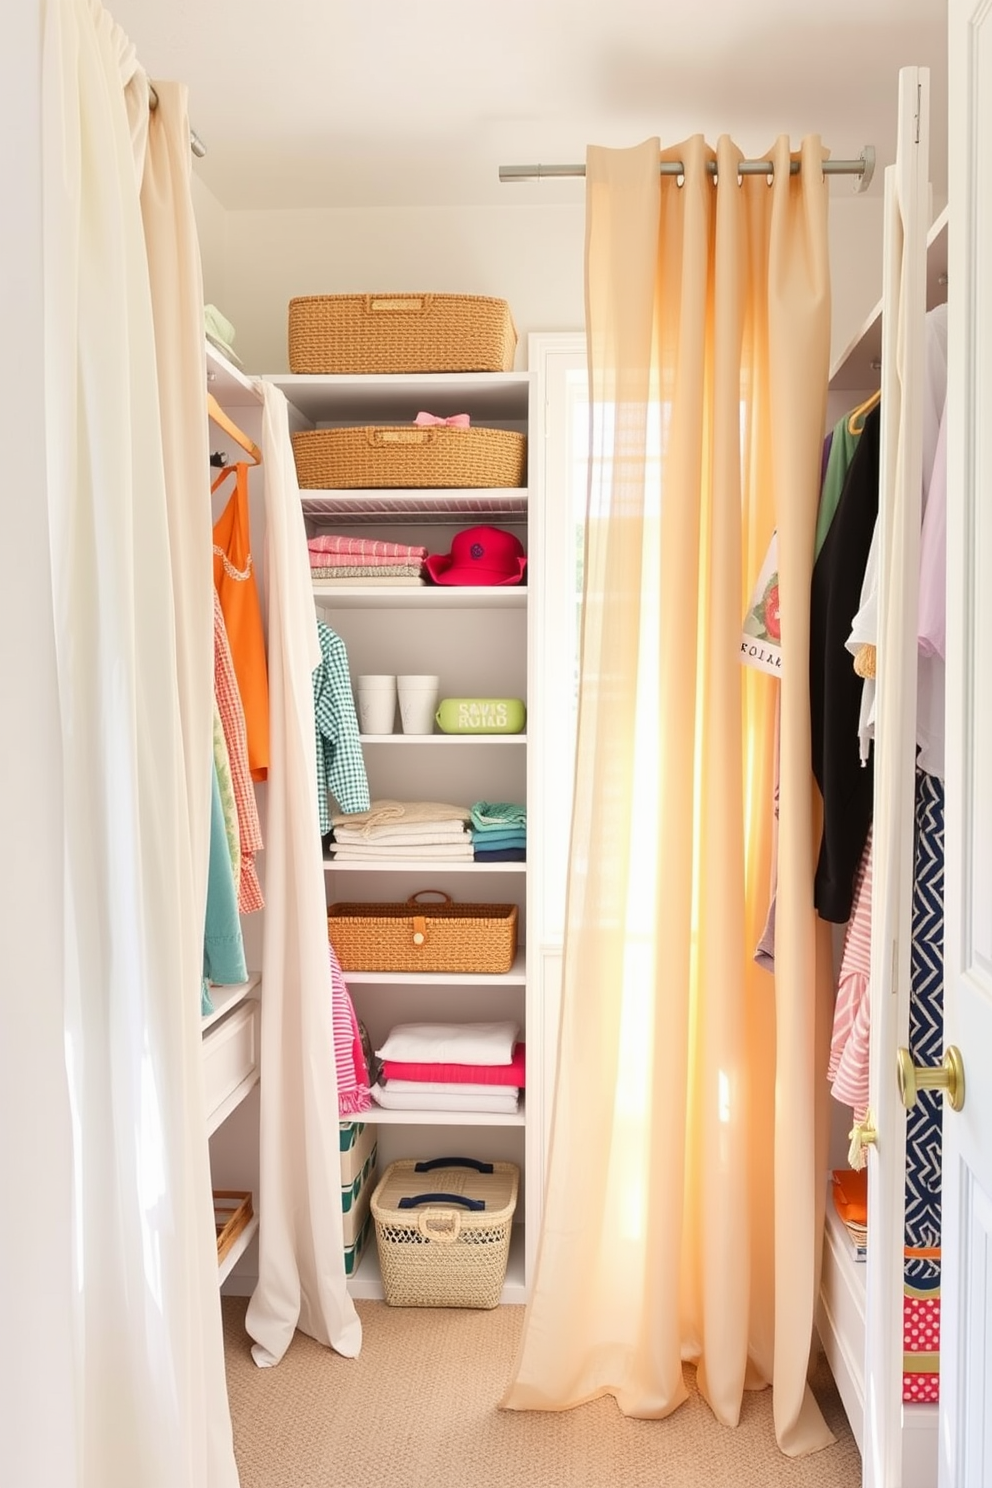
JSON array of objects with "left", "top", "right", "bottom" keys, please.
[
  {"left": 245, "top": 384, "right": 363, "bottom": 1366},
  {"left": 31, "top": 1, "right": 239, "bottom": 1483}
]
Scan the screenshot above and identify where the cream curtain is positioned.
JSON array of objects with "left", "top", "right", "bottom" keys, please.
[
  {"left": 503, "top": 135, "right": 836, "bottom": 1455},
  {"left": 244, "top": 384, "right": 363, "bottom": 1367},
  {"left": 35, "top": 1, "right": 238, "bottom": 1482}
]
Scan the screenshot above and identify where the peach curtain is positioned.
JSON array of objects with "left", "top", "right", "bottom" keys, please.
[{"left": 503, "top": 135, "right": 836, "bottom": 1455}]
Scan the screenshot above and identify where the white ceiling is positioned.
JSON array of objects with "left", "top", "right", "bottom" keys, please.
[{"left": 110, "top": 0, "right": 948, "bottom": 212}]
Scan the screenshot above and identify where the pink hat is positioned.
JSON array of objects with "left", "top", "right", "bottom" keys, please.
[{"left": 425, "top": 525, "right": 527, "bottom": 586}]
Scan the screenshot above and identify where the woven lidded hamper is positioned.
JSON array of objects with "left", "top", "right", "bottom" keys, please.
[
  {"left": 371, "top": 1158, "right": 519, "bottom": 1308},
  {"left": 287, "top": 293, "right": 518, "bottom": 374},
  {"left": 291, "top": 424, "right": 526, "bottom": 490},
  {"left": 327, "top": 891, "right": 518, "bottom": 974}
]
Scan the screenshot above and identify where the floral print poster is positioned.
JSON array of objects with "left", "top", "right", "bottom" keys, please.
[{"left": 741, "top": 532, "right": 782, "bottom": 676}]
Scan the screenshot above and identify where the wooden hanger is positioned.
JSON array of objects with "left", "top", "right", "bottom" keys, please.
[
  {"left": 847, "top": 388, "right": 881, "bottom": 436},
  {"left": 207, "top": 392, "right": 262, "bottom": 466}
]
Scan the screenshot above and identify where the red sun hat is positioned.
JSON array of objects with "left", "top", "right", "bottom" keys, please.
[{"left": 425, "top": 525, "right": 527, "bottom": 586}]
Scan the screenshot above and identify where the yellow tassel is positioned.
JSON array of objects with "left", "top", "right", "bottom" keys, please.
[{"left": 853, "top": 643, "right": 877, "bottom": 680}]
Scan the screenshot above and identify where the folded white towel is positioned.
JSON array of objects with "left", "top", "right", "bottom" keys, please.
[
  {"left": 382, "top": 1079, "right": 521, "bottom": 1097},
  {"left": 330, "top": 799, "right": 471, "bottom": 830},
  {"left": 377, "top": 1021, "right": 520, "bottom": 1065},
  {"left": 331, "top": 843, "right": 475, "bottom": 860},
  {"left": 333, "top": 823, "right": 470, "bottom": 845},
  {"left": 371, "top": 1083, "right": 520, "bottom": 1114}
]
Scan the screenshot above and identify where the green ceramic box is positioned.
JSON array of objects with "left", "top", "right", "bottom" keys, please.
[{"left": 435, "top": 697, "right": 526, "bottom": 734}]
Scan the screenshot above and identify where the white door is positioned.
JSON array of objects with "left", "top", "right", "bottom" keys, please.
[{"left": 939, "top": 5, "right": 992, "bottom": 1484}]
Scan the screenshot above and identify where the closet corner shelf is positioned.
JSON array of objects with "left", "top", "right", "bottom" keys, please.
[
  {"left": 339, "top": 951, "right": 527, "bottom": 985},
  {"left": 201, "top": 972, "right": 261, "bottom": 1031},
  {"left": 347, "top": 1220, "right": 526, "bottom": 1304},
  {"left": 263, "top": 370, "right": 530, "bottom": 424},
  {"left": 301, "top": 488, "right": 528, "bottom": 524},
  {"left": 828, "top": 205, "right": 949, "bottom": 392},
  {"left": 312, "top": 583, "right": 527, "bottom": 610},
  {"left": 205, "top": 341, "right": 262, "bottom": 407},
  {"left": 218, "top": 1209, "right": 259, "bottom": 1286}
]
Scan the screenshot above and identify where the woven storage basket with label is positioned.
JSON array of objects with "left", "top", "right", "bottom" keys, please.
[
  {"left": 327, "top": 890, "right": 517, "bottom": 974},
  {"left": 287, "top": 293, "right": 518, "bottom": 374},
  {"left": 371, "top": 1157, "right": 519, "bottom": 1308},
  {"left": 291, "top": 425, "right": 526, "bottom": 490}
]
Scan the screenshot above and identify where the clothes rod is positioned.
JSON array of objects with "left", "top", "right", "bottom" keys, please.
[
  {"left": 148, "top": 82, "right": 207, "bottom": 158},
  {"left": 500, "top": 145, "right": 876, "bottom": 192}
]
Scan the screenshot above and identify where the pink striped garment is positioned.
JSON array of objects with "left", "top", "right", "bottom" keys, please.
[
  {"left": 331, "top": 945, "right": 371, "bottom": 1116},
  {"left": 828, "top": 829, "right": 873, "bottom": 1120}
]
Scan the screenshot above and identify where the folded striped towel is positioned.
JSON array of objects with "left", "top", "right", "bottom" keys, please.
[{"left": 308, "top": 535, "right": 428, "bottom": 560}]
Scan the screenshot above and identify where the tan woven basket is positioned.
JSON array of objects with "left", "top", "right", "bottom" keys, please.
[
  {"left": 371, "top": 1158, "right": 519, "bottom": 1308},
  {"left": 291, "top": 425, "right": 526, "bottom": 490},
  {"left": 327, "top": 890, "right": 518, "bottom": 974},
  {"left": 288, "top": 293, "right": 518, "bottom": 374}
]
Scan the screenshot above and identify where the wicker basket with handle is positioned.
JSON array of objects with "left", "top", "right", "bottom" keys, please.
[
  {"left": 327, "top": 890, "right": 518, "bottom": 974},
  {"left": 287, "top": 293, "right": 518, "bottom": 374},
  {"left": 371, "top": 1157, "right": 519, "bottom": 1308},
  {"left": 291, "top": 424, "right": 526, "bottom": 490}
]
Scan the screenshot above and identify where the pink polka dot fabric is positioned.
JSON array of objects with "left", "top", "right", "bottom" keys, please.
[{"left": 902, "top": 1295, "right": 940, "bottom": 1404}]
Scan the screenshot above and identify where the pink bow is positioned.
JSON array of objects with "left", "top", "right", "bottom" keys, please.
[{"left": 414, "top": 410, "right": 471, "bottom": 429}]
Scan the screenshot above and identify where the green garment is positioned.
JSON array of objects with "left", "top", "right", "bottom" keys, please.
[
  {"left": 203, "top": 761, "right": 248, "bottom": 990},
  {"left": 814, "top": 415, "right": 863, "bottom": 558}
]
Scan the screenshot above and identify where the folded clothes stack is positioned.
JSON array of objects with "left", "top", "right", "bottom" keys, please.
[
  {"left": 308, "top": 534, "right": 429, "bottom": 586},
  {"left": 470, "top": 800, "right": 526, "bottom": 862},
  {"left": 371, "top": 1021, "right": 524, "bottom": 1114},
  {"left": 330, "top": 798, "right": 473, "bottom": 860}
]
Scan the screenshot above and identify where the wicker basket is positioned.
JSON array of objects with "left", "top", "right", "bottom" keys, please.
[
  {"left": 371, "top": 1158, "right": 519, "bottom": 1308},
  {"left": 327, "top": 890, "right": 518, "bottom": 974},
  {"left": 291, "top": 425, "right": 526, "bottom": 490},
  {"left": 287, "top": 293, "right": 518, "bottom": 374}
]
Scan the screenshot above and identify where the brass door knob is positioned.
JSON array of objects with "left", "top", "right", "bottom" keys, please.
[{"left": 896, "top": 1045, "right": 965, "bottom": 1112}]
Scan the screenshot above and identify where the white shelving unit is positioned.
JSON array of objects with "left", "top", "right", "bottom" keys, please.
[{"left": 268, "top": 366, "right": 532, "bottom": 1304}]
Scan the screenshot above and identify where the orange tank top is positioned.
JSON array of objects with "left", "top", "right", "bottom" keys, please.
[{"left": 212, "top": 462, "right": 269, "bottom": 781}]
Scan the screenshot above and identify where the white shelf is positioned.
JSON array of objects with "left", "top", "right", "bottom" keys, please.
[
  {"left": 339, "top": 950, "right": 527, "bottom": 985},
  {"left": 356, "top": 733, "right": 526, "bottom": 744},
  {"left": 205, "top": 341, "right": 261, "bottom": 406},
  {"left": 347, "top": 1220, "right": 526, "bottom": 1303},
  {"left": 264, "top": 371, "right": 530, "bottom": 424},
  {"left": 324, "top": 858, "right": 526, "bottom": 874},
  {"left": 201, "top": 972, "right": 261, "bottom": 1031},
  {"left": 206, "top": 1067, "right": 260, "bottom": 1138},
  {"left": 312, "top": 583, "right": 527, "bottom": 609},
  {"left": 302, "top": 488, "right": 528, "bottom": 524},
  {"left": 362, "top": 1102, "right": 525, "bottom": 1127},
  {"left": 218, "top": 1209, "right": 259, "bottom": 1286}
]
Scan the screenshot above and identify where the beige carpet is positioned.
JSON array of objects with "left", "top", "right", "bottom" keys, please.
[{"left": 223, "top": 1297, "right": 861, "bottom": 1488}]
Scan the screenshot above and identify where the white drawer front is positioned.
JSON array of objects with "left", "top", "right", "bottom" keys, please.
[{"left": 202, "top": 999, "right": 259, "bottom": 1133}]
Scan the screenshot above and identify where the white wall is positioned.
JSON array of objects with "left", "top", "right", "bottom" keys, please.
[
  {"left": 195, "top": 191, "right": 886, "bottom": 379},
  {"left": 190, "top": 171, "right": 229, "bottom": 319},
  {"left": 210, "top": 202, "right": 586, "bottom": 374}
]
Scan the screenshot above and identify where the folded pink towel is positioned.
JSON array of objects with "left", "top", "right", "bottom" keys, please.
[
  {"left": 380, "top": 1042, "right": 525, "bottom": 1087},
  {"left": 308, "top": 550, "right": 425, "bottom": 570}
]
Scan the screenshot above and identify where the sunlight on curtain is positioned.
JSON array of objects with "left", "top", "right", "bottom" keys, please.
[{"left": 504, "top": 132, "right": 836, "bottom": 1457}]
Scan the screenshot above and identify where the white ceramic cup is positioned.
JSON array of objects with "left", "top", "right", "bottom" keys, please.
[
  {"left": 397, "top": 674, "right": 440, "bottom": 735},
  {"left": 356, "top": 674, "right": 397, "bottom": 734}
]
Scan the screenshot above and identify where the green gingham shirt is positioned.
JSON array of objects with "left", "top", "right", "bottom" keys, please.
[{"left": 313, "top": 621, "right": 370, "bottom": 833}]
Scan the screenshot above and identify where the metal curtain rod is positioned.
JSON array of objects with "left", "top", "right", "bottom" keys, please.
[
  {"left": 148, "top": 82, "right": 207, "bottom": 158},
  {"left": 500, "top": 146, "right": 876, "bottom": 193}
]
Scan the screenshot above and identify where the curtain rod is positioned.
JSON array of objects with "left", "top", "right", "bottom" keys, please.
[
  {"left": 500, "top": 145, "right": 876, "bottom": 192},
  {"left": 148, "top": 82, "right": 207, "bottom": 158}
]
